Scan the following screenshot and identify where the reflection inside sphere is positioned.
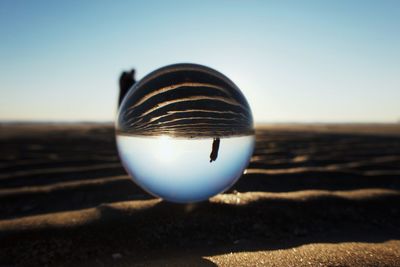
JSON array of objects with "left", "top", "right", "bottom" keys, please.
[{"left": 116, "top": 63, "right": 254, "bottom": 203}]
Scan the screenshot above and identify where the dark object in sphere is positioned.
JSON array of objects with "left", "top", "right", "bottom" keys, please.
[{"left": 210, "top": 138, "right": 220, "bottom": 162}]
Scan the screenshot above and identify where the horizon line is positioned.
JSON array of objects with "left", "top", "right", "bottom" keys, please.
[{"left": 1, "top": 120, "right": 399, "bottom": 125}]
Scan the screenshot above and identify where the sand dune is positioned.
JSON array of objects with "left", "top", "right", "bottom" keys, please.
[{"left": 0, "top": 123, "right": 399, "bottom": 266}]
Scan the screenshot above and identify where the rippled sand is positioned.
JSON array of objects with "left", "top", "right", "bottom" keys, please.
[{"left": 0, "top": 123, "right": 399, "bottom": 266}]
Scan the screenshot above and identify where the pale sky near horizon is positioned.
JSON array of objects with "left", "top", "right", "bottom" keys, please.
[{"left": 0, "top": 0, "right": 399, "bottom": 123}]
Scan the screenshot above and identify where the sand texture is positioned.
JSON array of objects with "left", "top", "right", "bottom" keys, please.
[{"left": 0, "top": 123, "right": 399, "bottom": 266}]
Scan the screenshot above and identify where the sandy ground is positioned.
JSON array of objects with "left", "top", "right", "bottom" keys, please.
[{"left": 0, "top": 123, "right": 399, "bottom": 266}]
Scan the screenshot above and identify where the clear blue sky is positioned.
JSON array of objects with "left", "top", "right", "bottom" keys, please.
[{"left": 1, "top": 0, "right": 399, "bottom": 123}]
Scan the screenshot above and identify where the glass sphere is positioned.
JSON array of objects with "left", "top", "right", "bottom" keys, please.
[{"left": 116, "top": 63, "right": 254, "bottom": 203}]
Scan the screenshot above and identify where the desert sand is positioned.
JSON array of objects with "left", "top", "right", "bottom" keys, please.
[{"left": 0, "top": 123, "right": 399, "bottom": 266}]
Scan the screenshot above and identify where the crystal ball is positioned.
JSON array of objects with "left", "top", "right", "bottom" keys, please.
[{"left": 116, "top": 63, "right": 254, "bottom": 203}]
